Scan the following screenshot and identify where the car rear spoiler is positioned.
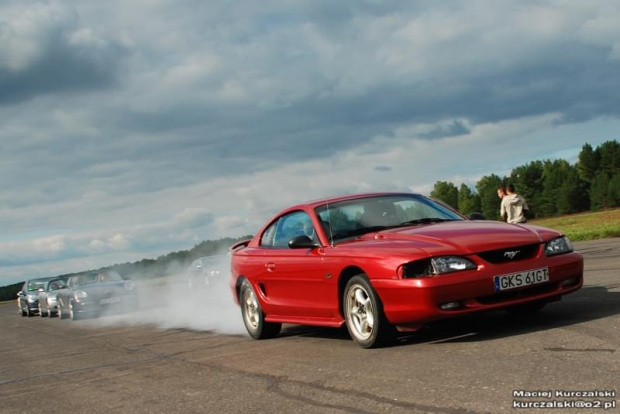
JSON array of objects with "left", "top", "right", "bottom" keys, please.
[{"left": 230, "top": 239, "right": 251, "bottom": 252}]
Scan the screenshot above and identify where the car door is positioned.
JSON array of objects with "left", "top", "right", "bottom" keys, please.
[{"left": 253, "top": 210, "right": 335, "bottom": 319}]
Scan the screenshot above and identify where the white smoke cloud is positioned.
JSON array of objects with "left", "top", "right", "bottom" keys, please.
[{"left": 81, "top": 256, "right": 247, "bottom": 335}]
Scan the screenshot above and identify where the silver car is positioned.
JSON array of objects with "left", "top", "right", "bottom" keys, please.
[
  {"left": 37, "top": 278, "right": 68, "bottom": 317},
  {"left": 187, "top": 255, "right": 227, "bottom": 289},
  {"left": 57, "top": 270, "right": 138, "bottom": 320},
  {"left": 17, "top": 277, "right": 55, "bottom": 317}
]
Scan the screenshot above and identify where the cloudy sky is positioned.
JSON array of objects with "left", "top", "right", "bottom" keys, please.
[{"left": 1, "top": 0, "right": 620, "bottom": 286}]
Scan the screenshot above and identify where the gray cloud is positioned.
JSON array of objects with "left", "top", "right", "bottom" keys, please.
[{"left": 0, "top": 2, "right": 127, "bottom": 105}]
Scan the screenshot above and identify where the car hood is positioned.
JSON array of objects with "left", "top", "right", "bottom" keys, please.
[
  {"left": 339, "top": 221, "right": 561, "bottom": 256},
  {"left": 76, "top": 281, "right": 136, "bottom": 297}
]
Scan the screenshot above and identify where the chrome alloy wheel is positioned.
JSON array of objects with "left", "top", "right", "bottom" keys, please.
[
  {"left": 345, "top": 283, "right": 375, "bottom": 341},
  {"left": 242, "top": 287, "right": 260, "bottom": 330}
]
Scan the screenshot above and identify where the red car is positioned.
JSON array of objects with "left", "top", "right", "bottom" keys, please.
[{"left": 230, "top": 193, "right": 583, "bottom": 348}]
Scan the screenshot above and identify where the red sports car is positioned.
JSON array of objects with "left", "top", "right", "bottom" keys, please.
[{"left": 230, "top": 193, "right": 583, "bottom": 348}]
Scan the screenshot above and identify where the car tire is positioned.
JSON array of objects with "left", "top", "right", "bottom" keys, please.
[
  {"left": 240, "top": 280, "right": 281, "bottom": 340},
  {"left": 343, "top": 275, "right": 395, "bottom": 349},
  {"left": 39, "top": 303, "right": 49, "bottom": 317},
  {"left": 69, "top": 301, "right": 80, "bottom": 321},
  {"left": 58, "top": 302, "right": 66, "bottom": 319},
  {"left": 19, "top": 303, "right": 27, "bottom": 317}
]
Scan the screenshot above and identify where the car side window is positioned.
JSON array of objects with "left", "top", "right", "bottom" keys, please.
[
  {"left": 260, "top": 221, "right": 277, "bottom": 247},
  {"left": 261, "top": 211, "right": 317, "bottom": 248}
]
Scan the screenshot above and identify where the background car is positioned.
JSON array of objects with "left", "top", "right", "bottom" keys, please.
[
  {"left": 17, "top": 277, "right": 55, "bottom": 317},
  {"left": 57, "top": 270, "right": 138, "bottom": 320},
  {"left": 230, "top": 192, "right": 584, "bottom": 348},
  {"left": 187, "top": 255, "right": 227, "bottom": 290},
  {"left": 37, "top": 278, "right": 68, "bottom": 317}
]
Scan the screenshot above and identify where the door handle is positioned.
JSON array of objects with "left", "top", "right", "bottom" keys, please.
[{"left": 265, "top": 262, "right": 276, "bottom": 271}]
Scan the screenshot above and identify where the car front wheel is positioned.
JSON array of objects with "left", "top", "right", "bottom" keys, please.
[
  {"left": 344, "top": 275, "right": 394, "bottom": 348},
  {"left": 39, "top": 303, "right": 48, "bottom": 317},
  {"left": 240, "top": 280, "right": 281, "bottom": 340},
  {"left": 69, "top": 301, "right": 80, "bottom": 321}
]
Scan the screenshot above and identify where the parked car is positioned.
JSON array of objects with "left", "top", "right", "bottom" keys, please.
[
  {"left": 230, "top": 192, "right": 584, "bottom": 348},
  {"left": 37, "top": 278, "right": 68, "bottom": 317},
  {"left": 57, "top": 270, "right": 138, "bottom": 320},
  {"left": 17, "top": 277, "right": 55, "bottom": 317},
  {"left": 187, "top": 255, "right": 227, "bottom": 289}
]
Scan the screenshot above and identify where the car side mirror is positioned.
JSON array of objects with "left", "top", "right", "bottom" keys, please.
[
  {"left": 17, "top": 291, "right": 24, "bottom": 297},
  {"left": 288, "top": 235, "right": 319, "bottom": 249},
  {"left": 468, "top": 212, "right": 486, "bottom": 220}
]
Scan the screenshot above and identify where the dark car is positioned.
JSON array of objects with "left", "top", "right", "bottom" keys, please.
[
  {"left": 230, "top": 192, "right": 583, "bottom": 348},
  {"left": 37, "top": 278, "right": 68, "bottom": 317},
  {"left": 57, "top": 270, "right": 138, "bottom": 320},
  {"left": 17, "top": 277, "right": 55, "bottom": 317},
  {"left": 187, "top": 255, "right": 227, "bottom": 289}
]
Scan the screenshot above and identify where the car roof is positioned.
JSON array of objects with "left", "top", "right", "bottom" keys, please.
[
  {"left": 284, "top": 192, "right": 422, "bottom": 211},
  {"left": 26, "top": 276, "right": 58, "bottom": 283}
]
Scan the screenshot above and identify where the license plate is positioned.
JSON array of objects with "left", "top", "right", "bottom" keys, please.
[
  {"left": 494, "top": 267, "right": 549, "bottom": 292},
  {"left": 100, "top": 297, "right": 121, "bottom": 304}
]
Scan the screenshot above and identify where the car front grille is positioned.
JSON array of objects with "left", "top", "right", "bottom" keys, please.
[{"left": 477, "top": 243, "right": 540, "bottom": 264}]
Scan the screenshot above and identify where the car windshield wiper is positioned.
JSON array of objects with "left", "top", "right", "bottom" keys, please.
[{"left": 397, "top": 218, "right": 458, "bottom": 226}]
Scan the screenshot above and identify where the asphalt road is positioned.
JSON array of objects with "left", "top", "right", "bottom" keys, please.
[{"left": 1, "top": 239, "right": 619, "bottom": 414}]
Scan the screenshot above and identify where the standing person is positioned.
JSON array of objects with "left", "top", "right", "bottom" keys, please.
[{"left": 500, "top": 184, "right": 529, "bottom": 223}]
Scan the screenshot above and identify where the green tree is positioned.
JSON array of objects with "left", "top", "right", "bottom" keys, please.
[
  {"left": 457, "top": 184, "right": 481, "bottom": 215},
  {"left": 476, "top": 174, "right": 504, "bottom": 220},
  {"left": 608, "top": 172, "right": 620, "bottom": 207},
  {"left": 557, "top": 166, "right": 589, "bottom": 215},
  {"left": 509, "top": 161, "right": 544, "bottom": 218},
  {"left": 577, "top": 143, "right": 599, "bottom": 183},
  {"left": 539, "top": 160, "right": 581, "bottom": 217},
  {"left": 430, "top": 181, "right": 459, "bottom": 210},
  {"left": 590, "top": 171, "right": 610, "bottom": 211},
  {"left": 597, "top": 140, "right": 620, "bottom": 178}
]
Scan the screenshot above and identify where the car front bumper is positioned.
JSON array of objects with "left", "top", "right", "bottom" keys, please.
[
  {"left": 373, "top": 251, "right": 584, "bottom": 325},
  {"left": 72, "top": 294, "right": 139, "bottom": 316}
]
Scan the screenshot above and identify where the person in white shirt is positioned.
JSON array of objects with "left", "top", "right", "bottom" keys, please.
[{"left": 500, "top": 184, "right": 529, "bottom": 224}]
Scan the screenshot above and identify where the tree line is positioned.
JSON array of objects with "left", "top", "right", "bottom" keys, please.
[{"left": 430, "top": 140, "right": 620, "bottom": 220}]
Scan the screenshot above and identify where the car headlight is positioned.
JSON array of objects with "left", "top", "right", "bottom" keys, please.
[
  {"left": 400, "top": 256, "right": 476, "bottom": 278},
  {"left": 74, "top": 290, "right": 88, "bottom": 299},
  {"left": 545, "top": 236, "right": 574, "bottom": 256},
  {"left": 27, "top": 294, "right": 38, "bottom": 302}
]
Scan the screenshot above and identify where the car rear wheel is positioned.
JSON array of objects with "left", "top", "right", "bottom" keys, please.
[
  {"left": 344, "top": 275, "right": 394, "bottom": 348},
  {"left": 240, "top": 280, "right": 281, "bottom": 339}
]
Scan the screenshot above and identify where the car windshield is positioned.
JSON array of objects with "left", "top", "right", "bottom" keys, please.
[
  {"left": 98, "top": 271, "right": 123, "bottom": 283},
  {"left": 26, "top": 280, "right": 49, "bottom": 291},
  {"left": 315, "top": 194, "right": 463, "bottom": 243},
  {"left": 74, "top": 273, "right": 98, "bottom": 286}
]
